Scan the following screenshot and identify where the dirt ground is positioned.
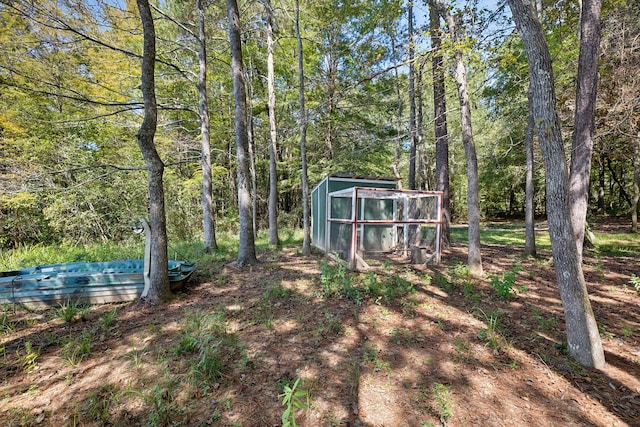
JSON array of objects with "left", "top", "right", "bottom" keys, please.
[{"left": 1, "top": 221, "right": 639, "bottom": 426}]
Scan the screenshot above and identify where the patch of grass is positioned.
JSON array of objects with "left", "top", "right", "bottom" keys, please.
[
  {"left": 531, "top": 307, "right": 558, "bottom": 333},
  {"left": 430, "top": 383, "right": 454, "bottom": 425},
  {"left": 61, "top": 329, "right": 92, "bottom": 366},
  {"left": 55, "top": 300, "right": 90, "bottom": 323},
  {"left": 144, "top": 384, "right": 184, "bottom": 427},
  {"left": 450, "top": 224, "right": 551, "bottom": 249},
  {"left": 173, "top": 309, "right": 239, "bottom": 386},
  {"left": 21, "top": 341, "right": 39, "bottom": 371},
  {"left": 82, "top": 383, "right": 119, "bottom": 424},
  {"left": 100, "top": 308, "right": 118, "bottom": 329},
  {"left": 264, "top": 283, "right": 291, "bottom": 300},
  {"left": 594, "top": 232, "right": 640, "bottom": 256},
  {"left": 621, "top": 323, "right": 635, "bottom": 338},
  {"left": 0, "top": 306, "right": 15, "bottom": 333},
  {"left": 476, "top": 309, "right": 504, "bottom": 351}
]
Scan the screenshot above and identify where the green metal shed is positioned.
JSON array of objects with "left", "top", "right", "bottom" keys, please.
[{"left": 311, "top": 174, "right": 397, "bottom": 257}]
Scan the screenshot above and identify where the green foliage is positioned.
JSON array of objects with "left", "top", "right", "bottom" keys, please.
[
  {"left": 630, "top": 275, "right": 640, "bottom": 293},
  {"left": 61, "top": 330, "right": 92, "bottom": 366},
  {"left": 318, "top": 261, "right": 416, "bottom": 305},
  {"left": 144, "top": 384, "right": 184, "bottom": 427},
  {"left": 476, "top": 309, "right": 504, "bottom": 350},
  {"left": 55, "top": 300, "right": 87, "bottom": 323},
  {"left": 430, "top": 383, "right": 454, "bottom": 425},
  {"left": 173, "top": 310, "right": 236, "bottom": 385},
  {"left": 21, "top": 341, "right": 39, "bottom": 371},
  {"left": 489, "top": 264, "right": 527, "bottom": 299},
  {"left": 0, "top": 306, "right": 15, "bottom": 333},
  {"left": 280, "top": 377, "right": 310, "bottom": 427},
  {"left": 83, "top": 384, "right": 119, "bottom": 424}
]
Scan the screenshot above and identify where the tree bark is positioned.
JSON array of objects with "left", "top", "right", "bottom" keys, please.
[
  {"left": 430, "top": 0, "right": 482, "bottom": 276},
  {"left": 295, "top": 0, "right": 311, "bottom": 255},
  {"left": 197, "top": 0, "right": 217, "bottom": 253},
  {"left": 430, "top": 5, "right": 450, "bottom": 247},
  {"left": 508, "top": 0, "right": 605, "bottom": 368},
  {"left": 136, "top": 0, "right": 170, "bottom": 304},
  {"left": 525, "top": 88, "right": 537, "bottom": 256},
  {"left": 408, "top": 0, "right": 417, "bottom": 190},
  {"left": 227, "top": 0, "right": 258, "bottom": 266},
  {"left": 570, "top": 0, "right": 602, "bottom": 261},
  {"left": 633, "top": 132, "right": 639, "bottom": 233},
  {"left": 389, "top": 24, "right": 403, "bottom": 188},
  {"left": 265, "top": 0, "right": 280, "bottom": 247}
]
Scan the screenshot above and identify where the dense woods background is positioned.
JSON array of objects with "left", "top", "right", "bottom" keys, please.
[{"left": 0, "top": 0, "right": 638, "bottom": 250}]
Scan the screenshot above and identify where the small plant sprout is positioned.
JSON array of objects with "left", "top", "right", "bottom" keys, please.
[
  {"left": 21, "top": 341, "right": 39, "bottom": 371},
  {"left": 430, "top": 383, "right": 453, "bottom": 425},
  {"left": 630, "top": 274, "right": 640, "bottom": 293},
  {"left": 280, "top": 377, "right": 309, "bottom": 427}
]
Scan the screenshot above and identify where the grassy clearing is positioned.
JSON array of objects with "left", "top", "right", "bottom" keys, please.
[
  {"left": 0, "top": 228, "right": 305, "bottom": 272},
  {"left": 451, "top": 221, "right": 640, "bottom": 257}
]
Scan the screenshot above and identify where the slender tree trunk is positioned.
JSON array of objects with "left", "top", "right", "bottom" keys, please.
[
  {"left": 227, "top": 0, "right": 258, "bottom": 266},
  {"left": 597, "top": 146, "right": 606, "bottom": 213},
  {"left": 570, "top": 0, "right": 602, "bottom": 261},
  {"left": 390, "top": 25, "right": 403, "bottom": 188},
  {"left": 525, "top": 88, "right": 537, "bottom": 256},
  {"left": 265, "top": 0, "right": 280, "bottom": 247},
  {"left": 416, "top": 60, "right": 425, "bottom": 190},
  {"left": 295, "top": 0, "right": 311, "bottom": 255},
  {"left": 246, "top": 66, "right": 258, "bottom": 238},
  {"left": 197, "top": 0, "right": 217, "bottom": 253},
  {"left": 633, "top": 133, "right": 639, "bottom": 233},
  {"left": 430, "top": 6, "right": 450, "bottom": 247},
  {"left": 508, "top": 0, "right": 605, "bottom": 368},
  {"left": 408, "top": 0, "right": 417, "bottom": 190},
  {"left": 431, "top": 0, "right": 482, "bottom": 276},
  {"left": 136, "top": 0, "right": 170, "bottom": 304}
]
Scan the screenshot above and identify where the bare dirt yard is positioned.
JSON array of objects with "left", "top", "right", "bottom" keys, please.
[{"left": 1, "top": 221, "right": 639, "bottom": 426}]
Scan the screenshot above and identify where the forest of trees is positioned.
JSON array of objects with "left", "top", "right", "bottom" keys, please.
[{"left": 0, "top": 0, "right": 638, "bottom": 251}]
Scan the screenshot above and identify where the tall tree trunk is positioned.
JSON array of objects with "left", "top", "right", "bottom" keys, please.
[
  {"left": 265, "top": 0, "right": 279, "bottom": 247},
  {"left": 508, "top": 0, "right": 605, "bottom": 368},
  {"left": 570, "top": 0, "right": 602, "bottom": 261},
  {"left": 389, "top": 24, "right": 403, "bottom": 188},
  {"left": 197, "top": 0, "right": 217, "bottom": 253},
  {"left": 295, "top": 0, "right": 311, "bottom": 255},
  {"left": 633, "top": 132, "right": 639, "bottom": 233},
  {"left": 416, "top": 60, "right": 425, "bottom": 190},
  {"left": 525, "top": 88, "right": 537, "bottom": 256},
  {"left": 430, "top": 5, "right": 450, "bottom": 247},
  {"left": 431, "top": 0, "right": 482, "bottom": 276},
  {"left": 408, "top": 0, "right": 417, "bottom": 190},
  {"left": 136, "top": 0, "right": 170, "bottom": 304},
  {"left": 597, "top": 146, "right": 606, "bottom": 213},
  {"left": 227, "top": 0, "right": 258, "bottom": 266},
  {"left": 246, "top": 65, "right": 258, "bottom": 238}
]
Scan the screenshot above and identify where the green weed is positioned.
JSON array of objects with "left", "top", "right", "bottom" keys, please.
[
  {"left": 489, "top": 266, "right": 528, "bottom": 299},
  {"left": 621, "top": 324, "right": 635, "bottom": 338},
  {"left": 477, "top": 309, "right": 503, "bottom": 350},
  {"left": 55, "top": 300, "right": 88, "bottom": 323},
  {"left": 61, "top": 330, "right": 92, "bottom": 365},
  {"left": 21, "top": 341, "right": 39, "bottom": 371},
  {"left": 630, "top": 274, "right": 640, "bottom": 293},
  {"left": 145, "top": 384, "right": 184, "bottom": 427},
  {"left": 430, "top": 383, "right": 454, "bottom": 425},
  {"left": 0, "top": 307, "right": 15, "bottom": 333},
  {"left": 280, "top": 377, "right": 310, "bottom": 427},
  {"left": 83, "top": 384, "right": 119, "bottom": 424}
]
